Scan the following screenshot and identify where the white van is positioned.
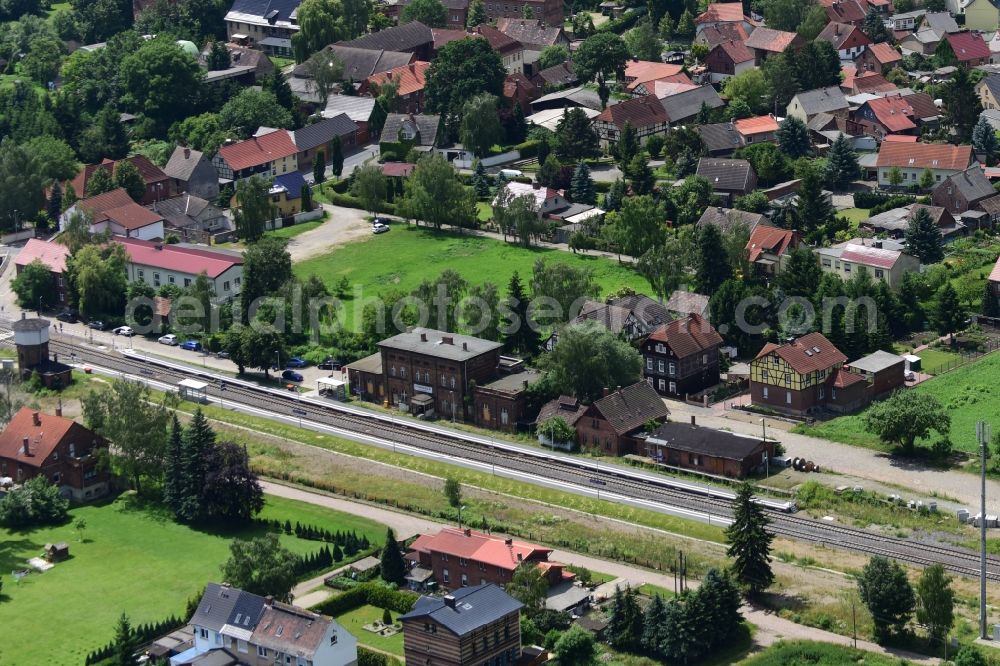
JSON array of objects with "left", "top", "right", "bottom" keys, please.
[{"left": 499, "top": 168, "right": 524, "bottom": 179}]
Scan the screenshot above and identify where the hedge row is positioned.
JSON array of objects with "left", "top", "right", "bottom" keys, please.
[
  {"left": 312, "top": 581, "right": 419, "bottom": 616},
  {"left": 359, "top": 647, "right": 404, "bottom": 666},
  {"left": 85, "top": 615, "right": 186, "bottom": 665},
  {"left": 597, "top": 7, "right": 646, "bottom": 33}
]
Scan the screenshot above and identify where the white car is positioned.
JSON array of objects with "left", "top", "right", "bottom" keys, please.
[
  {"left": 113, "top": 326, "right": 135, "bottom": 337},
  {"left": 158, "top": 334, "right": 178, "bottom": 345},
  {"left": 372, "top": 222, "right": 390, "bottom": 234}
]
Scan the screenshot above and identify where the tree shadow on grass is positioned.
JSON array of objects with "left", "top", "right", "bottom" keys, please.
[
  {"left": 0, "top": 536, "right": 45, "bottom": 574},
  {"left": 753, "top": 591, "right": 807, "bottom": 614}
]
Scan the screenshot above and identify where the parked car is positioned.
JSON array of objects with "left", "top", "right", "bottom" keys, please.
[
  {"left": 285, "top": 357, "right": 308, "bottom": 368},
  {"left": 216, "top": 351, "right": 230, "bottom": 359},
  {"left": 180, "top": 340, "right": 202, "bottom": 351},
  {"left": 372, "top": 222, "right": 390, "bottom": 234},
  {"left": 112, "top": 326, "right": 134, "bottom": 336},
  {"left": 281, "top": 369, "right": 303, "bottom": 382},
  {"left": 158, "top": 334, "right": 178, "bottom": 345},
  {"left": 373, "top": 216, "right": 393, "bottom": 226},
  {"left": 56, "top": 309, "right": 79, "bottom": 323},
  {"left": 318, "top": 357, "right": 343, "bottom": 370},
  {"left": 87, "top": 320, "right": 106, "bottom": 331}
]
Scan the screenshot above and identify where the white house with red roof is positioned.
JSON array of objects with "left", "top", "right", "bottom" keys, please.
[
  {"left": 212, "top": 129, "right": 298, "bottom": 183},
  {"left": 493, "top": 181, "right": 568, "bottom": 216},
  {"left": 114, "top": 237, "right": 244, "bottom": 301},
  {"left": 61, "top": 188, "right": 165, "bottom": 241},
  {"left": 816, "top": 238, "right": 920, "bottom": 287},
  {"left": 875, "top": 141, "right": 975, "bottom": 186}
]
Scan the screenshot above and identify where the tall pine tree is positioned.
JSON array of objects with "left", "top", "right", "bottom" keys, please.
[
  {"left": 179, "top": 409, "right": 216, "bottom": 522},
  {"left": 694, "top": 225, "right": 731, "bottom": 295},
  {"left": 112, "top": 612, "right": 139, "bottom": 666},
  {"left": 725, "top": 482, "right": 774, "bottom": 597},
  {"left": 905, "top": 206, "right": 944, "bottom": 264},
  {"left": 824, "top": 134, "right": 860, "bottom": 190},
  {"left": 775, "top": 116, "right": 811, "bottom": 159},
  {"left": 570, "top": 161, "right": 595, "bottom": 204},
  {"left": 47, "top": 180, "right": 62, "bottom": 222},
  {"left": 973, "top": 115, "right": 999, "bottom": 164},
  {"left": 380, "top": 527, "right": 407, "bottom": 585},
  {"left": 330, "top": 136, "right": 344, "bottom": 178},
  {"left": 163, "top": 415, "right": 184, "bottom": 516},
  {"left": 504, "top": 271, "right": 539, "bottom": 354}
]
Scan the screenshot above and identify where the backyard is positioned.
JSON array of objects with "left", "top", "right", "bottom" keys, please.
[
  {"left": 795, "top": 351, "right": 1000, "bottom": 455},
  {"left": 0, "top": 494, "right": 383, "bottom": 665},
  {"left": 294, "top": 224, "right": 649, "bottom": 330},
  {"left": 333, "top": 604, "right": 405, "bottom": 657}
]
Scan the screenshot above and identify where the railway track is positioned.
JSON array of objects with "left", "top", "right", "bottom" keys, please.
[{"left": 9, "top": 327, "right": 1000, "bottom": 581}]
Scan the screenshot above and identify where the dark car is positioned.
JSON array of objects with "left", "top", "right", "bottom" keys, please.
[
  {"left": 180, "top": 340, "right": 203, "bottom": 351},
  {"left": 285, "top": 357, "right": 308, "bottom": 368},
  {"left": 56, "top": 309, "right": 79, "bottom": 323},
  {"left": 317, "top": 357, "right": 343, "bottom": 370},
  {"left": 281, "top": 369, "right": 303, "bottom": 382},
  {"left": 87, "top": 320, "right": 106, "bottom": 330},
  {"left": 215, "top": 351, "right": 230, "bottom": 359},
  {"left": 373, "top": 216, "right": 393, "bottom": 226}
]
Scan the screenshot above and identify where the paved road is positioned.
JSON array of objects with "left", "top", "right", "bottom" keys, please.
[{"left": 263, "top": 481, "right": 939, "bottom": 664}]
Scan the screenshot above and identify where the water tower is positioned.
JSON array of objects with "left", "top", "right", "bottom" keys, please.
[{"left": 11, "top": 314, "right": 71, "bottom": 388}]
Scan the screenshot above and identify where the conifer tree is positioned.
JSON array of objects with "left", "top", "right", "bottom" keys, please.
[
  {"left": 936, "top": 283, "right": 964, "bottom": 343},
  {"left": 641, "top": 593, "right": 667, "bottom": 657},
  {"left": 775, "top": 116, "right": 811, "bottom": 159},
  {"left": 472, "top": 160, "right": 491, "bottom": 197},
  {"left": 614, "top": 121, "right": 639, "bottom": 168},
  {"left": 380, "top": 527, "right": 407, "bottom": 585},
  {"left": 163, "top": 415, "right": 184, "bottom": 516},
  {"left": 973, "top": 115, "right": 999, "bottom": 164},
  {"left": 570, "top": 161, "right": 596, "bottom": 204},
  {"left": 504, "top": 271, "right": 539, "bottom": 354},
  {"left": 179, "top": 409, "right": 215, "bottom": 522},
  {"left": 824, "top": 133, "right": 860, "bottom": 190},
  {"left": 112, "top": 612, "right": 139, "bottom": 666},
  {"left": 983, "top": 281, "right": 1000, "bottom": 317},
  {"left": 905, "top": 206, "right": 944, "bottom": 264},
  {"left": 330, "top": 137, "right": 344, "bottom": 178},
  {"left": 313, "top": 150, "right": 326, "bottom": 184},
  {"left": 725, "top": 482, "right": 774, "bottom": 596},
  {"left": 603, "top": 178, "right": 625, "bottom": 212}
]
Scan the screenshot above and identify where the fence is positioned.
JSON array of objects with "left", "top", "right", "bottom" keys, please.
[{"left": 922, "top": 337, "right": 1000, "bottom": 376}]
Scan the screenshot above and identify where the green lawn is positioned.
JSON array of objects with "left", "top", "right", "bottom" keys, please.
[
  {"left": 737, "top": 640, "right": 909, "bottom": 666},
  {"left": 294, "top": 224, "right": 649, "bottom": 329},
  {"left": 334, "top": 604, "right": 405, "bottom": 656},
  {"left": 0, "top": 494, "right": 383, "bottom": 665},
  {"left": 915, "top": 347, "right": 963, "bottom": 375},
  {"left": 837, "top": 207, "right": 870, "bottom": 232},
  {"left": 796, "top": 351, "right": 1000, "bottom": 454},
  {"left": 476, "top": 201, "right": 493, "bottom": 222},
  {"left": 268, "top": 219, "right": 325, "bottom": 240}
]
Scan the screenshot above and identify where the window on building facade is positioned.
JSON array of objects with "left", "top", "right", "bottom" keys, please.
[
  {"left": 224, "top": 281, "right": 230, "bottom": 291},
  {"left": 443, "top": 568, "right": 450, "bottom": 583},
  {"left": 669, "top": 381, "right": 676, "bottom": 393},
  {"left": 646, "top": 358, "right": 653, "bottom": 370}
]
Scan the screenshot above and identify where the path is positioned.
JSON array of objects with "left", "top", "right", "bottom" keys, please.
[
  {"left": 263, "top": 481, "right": 940, "bottom": 664},
  {"left": 285, "top": 203, "right": 371, "bottom": 262}
]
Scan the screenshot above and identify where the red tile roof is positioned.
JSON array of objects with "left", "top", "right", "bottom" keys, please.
[
  {"left": 696, "top": 22, "right": 748, "bottom": 47},
  {"left": 695, "top": 2, "right": 745, "bottom": 24},
  {"left": 713, "top": 39, "right": 754, "bottom": 64},
  {"left": 754, "top": 331, "right": 847, "bottom": 374},
  {"left": 15, "top": 239, "right": 70, "bottom": 273},
  {"left": 367, "top": 61, "right": 430, "bottom": 97},
  {"left": 876, "top": 141, "right": 973, "bottom": 170},
  {"left": 850, "top": 71, "right": 897, "bottom": 93},
  {"left": 647, "top": 313, "right": 723, "bottom": 358},
  {"left": 867, "top": 42, "right": 902, "bottom": 64},
  {"left": 746, "top": 225, "right": 798, "bottom": 261},
  {"left": 841, "top": 64, "right": 857, "bottom": 88},
  {"left": 0, "top": 407, "right": 101, "bottom": 469},
  {"left": 734, "top": 114, "right": 779, "bottom": 136},
  {"left": 817, "top": 22, "right": 871, "bottom": 50},
  {"left": 68, "top": 155, "right": 168, "bottom": 198},
  {"left": 77, "top": 187, "right": 134, "bottom": 215},
  {"left": 744, "top": 27, "right": 799, "bottom": 53},
  {"left": 840, "top": 242, "right": 903, "bottom": 269},
  {"left": 946, "top": 31, "right": 990, "bottom": 62},
  {"left": 113, "top": 237, "right": 242, "bottom": 278},
  {"left": 884, "top": 134, "right": 918, "bottom": 142},
  {"left": 431, "top": 28, "right": 468, "bottom": 49},
  {"left": 408, "top": 528, "right": 554, "bottom": 572},
  {"left": 594, "top": 94, "right": 669, "bottom": 129},
  {"left": 866, "top": 95, "right": 918, "bottom": 132},
  {"left": 473, "top": 24, "right": 522, "bottom": 54},
  {"left": 103, "top": 204, "right": 163, "bottom": 231},
  {"left": 218, "top": 130, "right": 298, "bottom": 171},
  {"left": 624, "top": 60, "right": 683, "bottom": 85},
  {"left": 829, "top": 366, "right": 866, "bottom": 388},
  {"left": 824, "top": 0, "right": 866, "bottom": 24}
]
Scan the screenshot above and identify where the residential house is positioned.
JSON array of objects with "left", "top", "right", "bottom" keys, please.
[
  {"left": 592, "top": 94, "right": 669, "bottom": 148},
  {"left": 484, "top": 0, "right": 563, "bottom": 25},
  {"left": 291, "top": 114, "right": 358, "bottom": 171},
  {"left": 786, "top": 86, "right": 850, "bottom": 122},
  {"left": 816, "top": 22, "right": 872, "bottom": 61},
  {"left": 816, "top": 238, "right": 920, "bottom": 285},
  {"left": 212, "top": 129, "right": 298, "bottom": 183},
  {"left": 695, "top": 158, "right": 758, "bottom": 202},
  {"left": 844, "top": 349, "right": 905, "bottom": 399},
  {"left": 658, "top": 85, "right": 725, "bottom": 124},
  {"left": 322, "top": 95, "right": 379, "bottom": 143},
  {"left": 822, "top": 0, "right": 867, "bottom": 25},
  {"left": 921, "top": 11, "right": 961, "bottom": 37},
  {"left": 989, "top": 255, "right": 1000, "bottom": 312},
  {"left": 704, "top": 40, "right": 755, "bottom": 82},
  {"left": 379, "top": 113, "right": 441, "bottom": 151},
  {"left": 406, "top": 528, "right": 572, "bottom": 590},
  {"left": 642, "top": 313, "right": 724, "bottom": 398},
  {"left": 863, "top": 203, "right": 964, "bottom": 239},
  {"left": 931, "top": 165, "right": 1000, "bottom": 215},
  {"left": 493, "top": 181, "right": 567, "bottom": 215},
  {"left": 534, "top": 395, "right": 587, "bottom": 449},
  {"left": 533, "top": 61, "right": 577, "bottom": 88},
  {"left": 855, "top": 42, "right": 903, "bottom": 73},
  {"left": 163, "top": 146, "right": 220, "bottom": 201},
  {"left": 665, "top": 290, "right": 711, "bottom": 320},
  {"left": 694, "top": 2, "right": 756, "bottom": 35},
  {"left": 62, "top": 188, "right": 164, "bottom": 240},
  {"left": 268, "top": 171, "right": 309, "bottom": 218},
  {"left": 645, "top": 419, "right": 774, "bottom": 478},
  {"left": 697, "top": 206, "right": 768, "bottom": 233},
  {"left": 401, "top": 585, "right": 523, "bottom": 666},
  {"left": 745, "top": 27, "right": 802, "bottom": 64},
  {"left": 963, "top": 0, "right": 1000, "bottom": 31},
  {"left": 496, "top": 18, "right": 569, "bottom": 63},
  {"left": 219, "top": 42, "right": 274, "bottom": 81},
  {"left": 697, "top": 122, "right": 744, "bottom": 156},
  {"left": 749, "top": 331, "right": 850, "bottom": 415},
  {"left": 899, "top": 29, "right": 943, "bottom": 56},
  {"left": 176, "top": 583, "right": 357, "bottom": 666},
  {"left": 745, "top": 224, "right": 801, "bottom": 275},
  {"left": 629, "top": 76, "right": 697, "bottom": 98},
  {"left": 977, "top": 73, "right": 1000, "bottom": 110},
  {"left": 575, "top": 382, "right": 669, "bottom": 456},
  {"left": 473, "top": 366, "right": 541, "bottom": 433},
  {"left": 734, "top": 114, "right": 779, "bottom": 144},
  {"left": 875, "top": 141, "right": 975, "bottom": 187},
  {"left": 302, "top": 45, "right": 415, "bottom": 83},
  {"left": 362, "top": 61, "right": 432, "bottom": 113},
  {"left": 15, "top": 239, "right": 70, "bottom": 306},
  {"left": 844, "top": 71, "right": 897, "bottom": 94},
  {"left": 944, "top": 31, "right": 991, "bottom": 66},
  {"left": 547, "top": 294, "right": 672, "bottom": 350},
  {"left": 504, "top": 71, "right": 541, "bottom": 113},
  {"left": 116, "top": 237, "right": 243, "bottom": 300},
  {"left": 68, "top": 156, "right": 172, "bottom": 206},
  {"left": 0, "top": 407, "right": 108, "bottom": 501},
  {"left": 340, "top": 21, "right": 435, "bottom": 60},
  {"left": 853, "top": 92, "right": 940, "bottom": 139},
  {"left": 694, "top": 22, "right": 749, "bottom": 48},
  {"left": 153, "top": 194, "right": 231, "bottom": 243},
  {"left": 224, "top": 0, "right": 300, "bottom": 57},
  {"left": 888, "top": 8, "right": 925, "bottom": 30},
  {"left": 623, "top": 59, "right": 685, "bottom": 92}
]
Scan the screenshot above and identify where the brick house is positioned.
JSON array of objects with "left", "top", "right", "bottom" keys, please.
[
  {"left": 645, "top": 418, "right": 774, "bottom": 478},
  {"left": 67, "top": 155, "right": 173, "bottom": 205},
  {"left": 0, "top": 407, "right": 108, "bottom": 501},
  {"left": 642, "top": 313, "right": 724, "bottom": 399},
  {"left": 574, "top": 382, "right": 669, "bottom": 456},
  {"left": 844, "top": 350, "right": 905, "bottom": 399},
  {"left": 931, "top": 166, "right": 1000, "bottom": 214},
  {"left": 816, "top": 22, "right": 871, "bottom": 60},
  {"left": 405, "top": 528, "right": 573, "bottom": 590},
  {"left": 290, "top": 114, "right": 359, "bottom": 171},
  {"left": 855, "top": 42, "right": 903, "bottom": 73},
  {"left": 704, "top": 40, "right": 755, "bottom": 82},
  {"left": 744, "top": 27, "right": 802, "bottom": 64},
  {"left": 473, "top": 367, "right": 542, "bottom": 433},
  {"left": 750, "top": 332, "right": 855, "bottom": 415}
]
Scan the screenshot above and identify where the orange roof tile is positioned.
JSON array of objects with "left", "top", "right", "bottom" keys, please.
[
  {"left": 867, "top": 42, "right": 902, "bottom": 64},
  {"left": 866, "top": 95, "right": 917, "bottom": 132},
  {"left": 15, "top": 239, "right": 70, "bottom": 273},
  {"left": 695, "top": 2, "right": 745, "bottom": 24},
  {"left": 830, "top": 366, "right": 866, "bottom": 388},
  {"left": 218, "top": 130, "right": 298, "bottom": 171},
  {"left": 876, "top": 141, "right": 973, "bottom": 170},
  {"left": 367, "top": 61, "right": 430, "bottom": 97},
  {"left": 744, "top": 27, "right": 799, "bottom": 53},
  {"left": 990, "top": 255, "right": 1000, "bottom": 284},
  {"left": 746, "top": 225, "right": 798, "bottom": 262},
  {"left": 624, "top": 60, "right": 683, "bottom": 85},
  {"left": 409, "top": 528, "right": 556, "bottom": 572},
  {"left": 734, "top": 114, "right": 779, "bottom": 136}
]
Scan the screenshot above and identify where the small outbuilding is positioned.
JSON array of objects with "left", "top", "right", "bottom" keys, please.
[
  {"left": 645, "top": 418, "right": 774, "bottom": 479},
  {"left": 317, "top": 376, "right": 347, "bottom": 401},
  {"left": 45, "top": 542, "right": 69, "bottom": 562},
  {"left": 177, "top": 378, "right": 208, "bottom": 403}
]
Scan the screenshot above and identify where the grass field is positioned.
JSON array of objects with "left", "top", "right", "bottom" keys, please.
[
  {"left": 294, "top": 225, "right": 649, "bottom": 329},
  {"left": 915, "top": 347, "right": 963, "bottom": 375},
  {"left": 0, "top": 494, "right": 383, "bottom": 666},
  {"left": 737, "top": 640, "right": 910, "bottom": 665},
  {"left": 838, "top": 207, "right": 870, "bottom": 232},
  {"left": 796, "top": 351, "right": 1000, "bottom": 454},
  {"left": 268, "top": 219, "right": 325, "bottom": 240},
  {"left": 334, "top": 604, "right": 405, "bottom": 656}
]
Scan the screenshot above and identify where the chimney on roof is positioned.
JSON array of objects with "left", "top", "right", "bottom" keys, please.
[
  {"left": 22, "top": 436, "right": 29, "bottom": 456},
  {"left": 602, "top": 387, "right": 610, "bottom": 397},
  {"left": 463, "top": 528, "right": 471, "bottom": 536},
  {"left": 184, "top": 147, "right": 191, "bottom": 159},
  {"left": 20, "top": 311, "right": 25, "bottom": 320},
  {"left": 443, "top": 595, "right": 457, "bottom": 609},
  {"left": 265, "top": 595, "right": 274, "bottom": 606},
  {"left": 505, "top": 537, "right": 513, "bottom": 545},
  {"left": 532, "top": 182, "right": 541, "bottom": 190},
  {"left": 691, "top": 415, "right": 696, "bottom": 426},
  {"left": 517, "top": 553, "right": 523, "bottom": 562},
  {"left": 32, "top": 411, "right": 41, "bottom": 427},
  {"left": 420, "top": 332, "right": 427, "bottom": 342},
  {"left": 55, "top": 400, "right": 62, "bottom": 418},
  {"left": 462, "top": 342, "right": 468, "bottom": 351},
  {"left": 442, "top": 336, "right": 454, "bottom": 345}
]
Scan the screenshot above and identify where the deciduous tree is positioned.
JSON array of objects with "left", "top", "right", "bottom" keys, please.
[
  {"left": 119, "top": 37, "right": 204, "bottom": 131},
  {"left": 537, "top": 44, "right": 570, "bottom": 70},
  {"left": 400, "top": 153, "right": 477, "bottom": 229},
  {"left": 234, "top": 175, "right": 273, "bottom": 243},
  {"left": 863, "top": 391, "right": 950, "bottom": 453},
  {"left": 401, "top": 0, "right": 447, "bottom": 26},
  {"left": 292, "top": 0, "right": 347, "bottom": 62},
  {"left": 508, "top": 560, "right": 549, "bottom": 614},
  {"left": 573, "top": 32, "right": 628, "bottom": 108},
  {"left": 459, "top": 93, "right": 503, "bottom": 157},
  {"left": 219, "top": 89, "right": 294, "bottom": 138},
  {"left": 537, "top": 322, "right": 643, "bottom": 402},
  {"left": 221, "top": 534, "right": 298, "bottom": 600},
  {"left": 12, "top": 259, "right": 57, "bottom": 310},
  {"left": 114, "top": 160, "right": 146, "bottom": 203},
  {"left": 553, "top": 626, "right": 596, "bottom": 664},
  {"left": 352, "top": 163, "right": 387, "bottom": 215},
  {"left": 425, "top": 37, "right": 505, "bottom": 121},
  {"left": 916, "top": 563, "right": 954, "bottom": 645},
  {"left": 858, "top": 555, "right": 915, "bottom": 642},
  {"left": 0, "top": 138, "right": 44, "bottom": 233}
]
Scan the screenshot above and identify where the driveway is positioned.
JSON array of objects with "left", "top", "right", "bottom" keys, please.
[{"left": 285, "top": 203, "right": 372, "bottom": 262}]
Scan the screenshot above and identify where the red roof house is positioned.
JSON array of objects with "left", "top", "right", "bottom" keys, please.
[
  {"left": 816, "top": 21, "right": 872, "bottom": 59},
  {"left": 64, "top": 188, "right": 165, "bottom": 241},
  {"left": 623, "top": 59, "right": 684, "bottom": 88},
  {"left": 855, "top": 42, "right": 903, "bottom": 73},
  {"left": 704, "top": 40, "right": 755, "bottom": 82},
  {"left": 876, "top": 141, "right": 974, "bottom": 185},
  {"left": 944, "top": 31, "right": 990, "bottom": 66},
  {"left": 745, "top": 225, "right": 801, "bottom": 275},
  {"left": 213, "top": 129, "right": 298, "bottom": 182},
  {"left": 67, "top": 155, "right": 172, "bottom": 206},
  {"left": 14, "top": 239, "right": 71, "bottom": 305},
  {"left": 593, "top": 94, "right": 669, "bottom": 146},
  {"left": 362, "top": 61, "right": 431, "bottom": 113},
  {"left": 744, "top": 27, "right": 802, "bottom": 63}
]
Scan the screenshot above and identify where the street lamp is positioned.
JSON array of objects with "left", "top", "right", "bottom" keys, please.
[
  {"left": 458, "top": 504, "right": 466, "bottom": 529},
  {"left": 274, "top": 349, "right": 280, "bottom": 382},
  {"left": 761, "top": 417, "right": 769, "bottom": 479}
]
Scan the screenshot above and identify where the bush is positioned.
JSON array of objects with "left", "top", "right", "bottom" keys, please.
[
  {"left": 869, "top": 195, "right": 916, "bottom": 216},
  {"left": 514, "top": 140, "right": 542, "bottom": 159},
  {"left": 598, "top": 7, "right": 645, "bottom": 33},
  {"left": 311, "top": 582, "right": 418, "bottom": 615},
  {"left": 853, "top": 191, "right": 890, "bottom": 209},
  {"left": 0, "top": 476, "right": 69, "bottom": 527}
]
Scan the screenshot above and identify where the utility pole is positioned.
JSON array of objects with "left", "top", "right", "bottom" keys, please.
[{"left": 979, "top": 420, "right": 992, "bottom": 640}]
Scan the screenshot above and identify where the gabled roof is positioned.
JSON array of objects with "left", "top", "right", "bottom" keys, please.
[
  {"left": 647, "top": 421, "right": 765, "bottom": 461},
  {"left": 103, "top": 203, "right": 163, "bottom": 231},
  {"left": 535, "top": 61, "right": 577, "bottom": 87},
  {"left": 379, "top": 113, "right": 441, "bottom": 146},
  {"left": 647, "top": 313, "right": 723, "bottom": 358},
  {"left": 746, "top": 225, "right": 798, "bottom": 261},
  {"left": 340, "top": 21, "right": 434, "bottom": 53},
  {"left": 473, "top": 24, "right": 522, "bottom": 54},
  {"left": 15, "top": 239, "right": 70, "bottom": 273},
  {"left": 696, "top": 157, "right": 755, "bottom": 191},
  {"left": 496, "top": 18, "right": 566, "bottom": 48},
  {"left": 292, "top": 114, "right": 358, "bottom": 151},
  {"left": 989, "top": 255, "right": 1000, "bottom": 283},
  {"left": 697, "top": 123, "right": 743, "bottom": 154},
  {"left": 865, "top": 42, "right": 903, "bottom": 65},
  {"left": 829, "top": 366, "right": 866, "bottom": 388},
  {"left": 935, "top": 165, "right": 995, "bottom": 203},
  {"left": 876, "top": 141, "right": 973, "bottom": 170},
  {"left": 322, "top": 94, "right": 377, "bottom": 123},
  {"left": 696, "top": 22, "right": 748, "bottom": 47},
  {"left": 745, "top": 27, "right": 800, "bottom": 53},
  {"left": 697, "top": 206, "right": 768, "bottom": 232},
  {"left": 495, "top": 181, "right": 560, "bottom": 208},
  {"left": 979, "top": 74, "right": 1000, "bottom": 102},
  {"left": 612, "top": 293, "right": 672, "bottom": 329},
  {"left": 840, "top": 241, "right": 905, "bottom": 269},
  {"left": 665, "top": 290, "right": 710, "bottom": 318},
  {"left": 824, "top": 0, "right": 867, "bottom": 24},
  {"left": 791, "top": 86, "right": 849, "bottom": 115},
  {"left": 381, "top": 162, "right": 416, "bottom": 177},
  {"left": 624, "top": 59, "right": 684, "bottom": 87},
  {"left": 366, "top": 61, "right": 430, "bottom": 97},
  {"left": 753, "top": 331, "right": 847, "bottom": 374},
  {"left": 921, "top": 11, "right": 960, "bottom": 36},
  {"left": 535, "top": 395, "right": 587, "bottom": 426},
  {"left": 378, "top": 327, "right": 503, "bottom": 361},
  {"left": 641, "top": 77, "right": 698, "bottom": 97},
  {"left": 76, "top": 187, "right": 134, "bottom": 215},
  {"left": 594, "top": 94, "right": 668, "bottom": 129},
  {"left": 155, "top": 194, "right": 221, "bottom": 227},
  {"left": 217, "top": 130, "right": 297, "bottom": 171},
  {"left": 297, "top": 45, "right": 414, "bottom": 81},
  {"left": 409, "top": 528, "right": 552, "bottom": 570},
  {"left": 400, "top": 585, "right": 524, "bottom": 636},
  {"left": 659, "top": 85, "right": 724, "bottom": 122},
  {"left": 227, "top": 0, "right": 299, "bottom": 23},
  {"left": 945, "top": 31, "right": 990, "bottom": 62},
  {"left": 114, "top": 237, "right": 242, "bottom": 278},
  {"left": 711, "top": 39, "right": 754, "bottom": 65},
  {"left": 849, "top": 71, "right": 896, "bottom": 94},
  {"left": 431, "top": 28, "right": 469, "bottom": 50},
  {"left": 816, "top": 22, "right": 871, "bottom": 50},
  {"left": 695, "top": 2, "right": 746, "bottom": 24},
  {"left": 734, "top": 114, "right": 779, "bottom": 136},
  {"left": 250, "top": 602, "right": 332, "bottom": 657},
  {"left": 592, "top": 382, "right": 669, "bottom": 435},
  {"left": 865, "top": 94, "right": 918, "bottom": 131},
  {"left": 164, "top": 146, "right": 208, "bottom": 182},
  {"left": 0, "top": 407, "right": 101, "bottom": 469}
]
